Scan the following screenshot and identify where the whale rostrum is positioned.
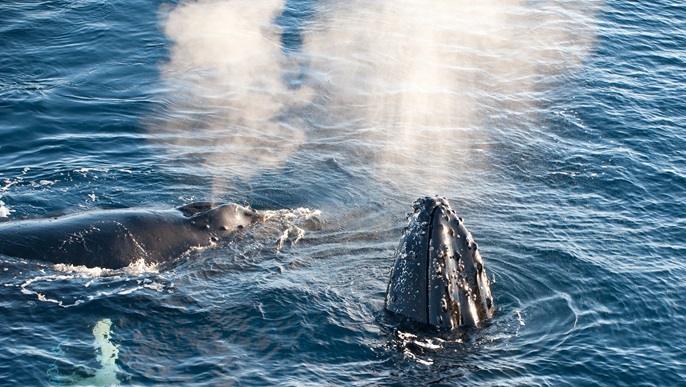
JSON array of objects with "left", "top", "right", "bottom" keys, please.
[
  {"left": 0, "top": 202, "right": 263, "bottom": 269},
  {"left": 386, "top": 196, "right": 494, "bottom": 329}
]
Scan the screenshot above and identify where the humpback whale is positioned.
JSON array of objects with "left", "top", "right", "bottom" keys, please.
[
  {"left": 0, "top": 202, "right": 262, "bottom": 269},
  {"left": 386, "top": 197, "right": 494, "bottom": 329}
]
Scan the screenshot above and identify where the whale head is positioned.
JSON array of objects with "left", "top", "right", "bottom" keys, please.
[
  {"left": 385, "top": 196, "right": 494, "bottom": 329},
  {"left": 180, "top": 202, "right": 264, "bottom": 238}
]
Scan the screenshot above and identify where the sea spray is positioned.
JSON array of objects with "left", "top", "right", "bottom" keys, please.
[
  {"left": 301, "top": 0, "right": 599, "bottom": 194},
  {"left": 157, "top": 0, "right": 309, "bottom": 189},
  {"left": 154, "top": 0, "right": 598, "bottom": 196},
  {"left": 0, "top": 200, "right": 9, "bottom": 217}
]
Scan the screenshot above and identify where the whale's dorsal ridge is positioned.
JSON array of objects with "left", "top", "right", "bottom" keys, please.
[{"left": 177, "top": 202, "right": 221, "bottom": 217}]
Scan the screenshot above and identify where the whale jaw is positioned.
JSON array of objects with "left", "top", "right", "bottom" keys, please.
[{"left": 385, "top": 196, "right": 494, "bottom": 329}]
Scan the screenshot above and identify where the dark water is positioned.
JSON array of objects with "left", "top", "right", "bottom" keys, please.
[{"left": 1, "top": 0, "right": 685, "bottom": 385}]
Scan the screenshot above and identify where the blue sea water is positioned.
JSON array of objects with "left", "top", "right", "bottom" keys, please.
[{"left": 1, "top": 0, "right": 685, "bottom": 385}]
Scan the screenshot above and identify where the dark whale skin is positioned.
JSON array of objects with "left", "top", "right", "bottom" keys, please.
[
  {"left": 0, "top": 202, "right": 261, "bottom": 269},
  {"left": 386, "top": 196, "right": 494, "bottom": 329}
]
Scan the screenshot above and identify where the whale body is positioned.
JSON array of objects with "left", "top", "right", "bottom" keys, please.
[
  {"left": 0, "top": 202, "right": 262, "bottom": 269},
  {"left": 386, "top": 196, "right": 494, "bottom": 329}
]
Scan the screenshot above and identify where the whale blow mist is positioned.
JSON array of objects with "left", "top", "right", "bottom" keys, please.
[
  {"left": 302, "top": 0, "right": 598, "bottom": 194},
  {"left": 154, "top": 0, "right": 598, "bottom": 196},
  {"left": 155, "top": 0, "right": 307, "bottom": 194}
]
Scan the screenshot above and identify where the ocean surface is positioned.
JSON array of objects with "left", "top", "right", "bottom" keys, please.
[{"left": 1, "top": 0, "right": 685, "bottom": 385}]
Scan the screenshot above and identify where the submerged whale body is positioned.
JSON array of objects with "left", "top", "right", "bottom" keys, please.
[
  {"left": 386, "top": 196, "right": 494, "bottom": 329},
  {"left": 0, "top": 202, "right": 262, "bottom": 269}
]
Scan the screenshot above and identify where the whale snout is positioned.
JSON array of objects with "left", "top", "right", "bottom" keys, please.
[
  {"left": 214, "top": 203, "right": 264, "bottom": 233},
  {"left": 385, "top": 196, "right": 494, "bottom": 329},
  {"left": 186, "top": 202, "right": 265, "bottom": 238}
]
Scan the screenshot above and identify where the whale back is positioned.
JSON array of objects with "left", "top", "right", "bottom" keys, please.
[
  {"left": 0, "top": 202, "right": 263, "bottom": 269},
  {"left": 177, "top": 202, "right": 222, "bottom": 217}
]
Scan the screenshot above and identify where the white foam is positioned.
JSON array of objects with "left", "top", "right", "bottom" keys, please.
[
  {"left": 515, "top": 309, "right": 526, "bottom": 326},
  {"left": 19, "top": 259, "right": 163, "bottom": 307},
  {"left": 0, "top": 200, "right": 10, "bottom": 217},
  {"left": 52, "top": 258, "right": 159, "bottom": 277},
  {"left": 73, "top": 167, "right": 109, "bottom": 174},
  {"left": 262, "top": 207, "right": 322, "bottom": 222},
  {"left": 260, "top": 208, "right": 321, "bottom": 252},
  {"left": 395, "top": 330, "right": 454, "bottom": 365}
]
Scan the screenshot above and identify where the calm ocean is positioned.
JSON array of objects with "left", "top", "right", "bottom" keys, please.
[{"left": 1, "top": 0, "right": 684, "bottom": 385}]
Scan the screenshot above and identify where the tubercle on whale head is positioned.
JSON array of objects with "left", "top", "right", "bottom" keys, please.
[
  {"left": 188, "top": 203, "right": 264, "bottom": 238},
  {"left": 385, "top": 196, "right": 494, "bottom": 330}
]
